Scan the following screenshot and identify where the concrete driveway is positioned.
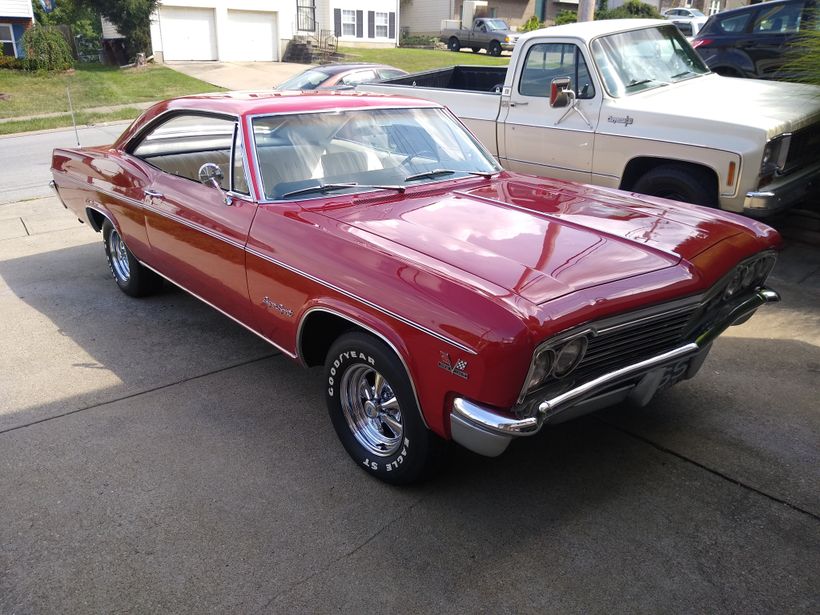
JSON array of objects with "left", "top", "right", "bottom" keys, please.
[
  {"left": 1, "top": 126, "right": 818, "bottom": 613},
  {"left": 166, "top": 61, "right": 313, "bottom": 90}
]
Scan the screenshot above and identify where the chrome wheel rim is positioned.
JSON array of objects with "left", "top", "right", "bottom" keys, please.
[
  {"left": 340, "top": 364, "right": 403, "bottom": 457},
  {"left": 109, "top": 230, "right": 130, "bottom": 283}
]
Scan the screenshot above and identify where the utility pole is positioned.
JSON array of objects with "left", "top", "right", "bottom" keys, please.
[{"left": 578, "top": 0, "right": 596, "bottom": 22}]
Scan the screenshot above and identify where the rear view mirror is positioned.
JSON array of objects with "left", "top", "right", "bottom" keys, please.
[{"left": 550, "top": 77, "right": 572, "bottom": 108}]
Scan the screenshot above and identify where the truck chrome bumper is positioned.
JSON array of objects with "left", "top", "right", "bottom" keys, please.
[
  {"left": 744, "top": 163, "right": 820, "bottom": 215},
  {"left": 450, "top": 288, "right": 780, "bottom": 457}
]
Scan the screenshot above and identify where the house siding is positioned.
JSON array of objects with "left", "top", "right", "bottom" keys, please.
[
  {"left": 330, "top": 0, "right": 399, "bottom": 47},
  {"left": 402, "top": 0, "right": 536, "bottom": 35},
  {"left": 0, "top": 0, "right": 33, "bottom": 19}
]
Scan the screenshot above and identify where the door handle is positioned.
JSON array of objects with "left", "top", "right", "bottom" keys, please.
[
  {"left": 509, "top": 101, "right": 529, "bottom": 107},
  {"left": 143, "top": 189, "right": 163, "bottom": 199}
]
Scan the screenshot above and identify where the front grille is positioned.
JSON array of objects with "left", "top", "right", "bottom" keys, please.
[
  {"left": 569, "top": 305, "right": 699, "bottom": 383},
  {"left": 783, "top": 122, "right": 820, "bottom": 175}
]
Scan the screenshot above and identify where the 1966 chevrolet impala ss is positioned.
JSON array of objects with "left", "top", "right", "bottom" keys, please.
[{"left": 51, "top": 92, "right": 781, "bottom": 483}]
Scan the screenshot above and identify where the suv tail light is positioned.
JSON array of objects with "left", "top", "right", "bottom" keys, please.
[{"left": 691, "top": 38, "right": 712, "bottom": 48}]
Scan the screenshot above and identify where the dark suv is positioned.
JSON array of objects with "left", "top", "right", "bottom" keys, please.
[{"left": 692, "top": 0, "right": 817, "bottom": 79}]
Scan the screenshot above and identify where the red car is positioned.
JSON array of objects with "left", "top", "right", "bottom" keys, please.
[{"left": 50, "top": 92, "right": 781, "bottom": 484}]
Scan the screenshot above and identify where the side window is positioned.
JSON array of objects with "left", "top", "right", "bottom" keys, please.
[
  {"left": 715, "top": 12, "right": 753, "bottom": 33},
  {"left": 753, "top": 2, "right": 804, "bottom": 33},
  {"left": 231, "top": 125, "right": 250, "bottom": 195},
  {"left": 131, "top": 114, "right": 236, "bottom": 190},
  {"left": 340, "top": 70, "right": 377, "bottom": 86},
  {"left": 519, "top": 43, "right": 596, "bottom": 99}
]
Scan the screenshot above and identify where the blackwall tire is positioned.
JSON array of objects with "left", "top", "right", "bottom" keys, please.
[
  {"left": 488, "top": 41, "right": 502, "bottom": 57},
  {"left": 632, "top": 164, "right": 718, "bottom": 207},
  {"left": 102, "top": 220, "right": 162, "bottom": 297},
  {"left": 325, "top": 332, "right": 443, "bottom": 484},
  {"left": 448, "top": 37, "right": 461, "bottom": 52}
]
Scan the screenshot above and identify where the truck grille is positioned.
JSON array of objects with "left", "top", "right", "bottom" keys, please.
[
  {"left": 783, "top": 122, "right": 820, "bottom": 175},
  {"left": 570, "top": 306, "right": 699, "bottom": 383}
]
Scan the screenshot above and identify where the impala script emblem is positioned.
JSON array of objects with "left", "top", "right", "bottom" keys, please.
[
  {"left": 438, "top": 352, "right": 469, "bottom": 379},
  {"left": 261, "top": 296, "right": 293, "bottom": 317}
]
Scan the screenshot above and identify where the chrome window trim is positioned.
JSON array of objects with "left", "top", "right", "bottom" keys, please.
[
  {"left": 245, "top": 245, "right": 477, "bottom": 355},
  {"left": 296, "top": 306, "right": 429, "bottom": 428}
]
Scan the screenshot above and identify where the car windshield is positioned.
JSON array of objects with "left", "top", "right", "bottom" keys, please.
[
  {"left": 251, "top": 107, "right": 501, "bottom": 200},
  {"left": 276, "top": 69, "right": 332, "bottom": 90},
  {"left": 590, "top": 25, "right": 709, "bottom": 97},
  {"left": 484, "top": 19, "right": 510, "bottom": 31}
]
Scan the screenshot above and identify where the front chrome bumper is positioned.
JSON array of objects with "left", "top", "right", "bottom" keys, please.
[
  {"left": 744, "top": 162, "right": 820, "bottom": 216},
  {"left": 450, "top": 288, "right": 780, "bottom": 457}
]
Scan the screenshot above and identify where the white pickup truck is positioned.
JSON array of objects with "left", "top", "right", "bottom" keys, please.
[{"left": 360, "top": 19, "right": 820, "bottom": 216}]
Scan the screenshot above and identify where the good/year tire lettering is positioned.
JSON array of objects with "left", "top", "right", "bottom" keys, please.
[{"left": 328, "top": 350, "right": 376, "bottom": 397}]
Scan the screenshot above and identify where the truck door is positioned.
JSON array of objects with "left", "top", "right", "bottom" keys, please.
[{"left": 498, "top": 40, "right": 601, "bottom": 184}]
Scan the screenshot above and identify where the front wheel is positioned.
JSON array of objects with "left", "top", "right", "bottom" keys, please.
[
  {"left": 325, "top": 332, "right": 443, "bottom": 484},
  {"left": 102, "top": 220, "right": 163, "bottom": 297},
  {"left": 631, "top": 164, "right": 718, "bottom": 207},
  {"left": 447, "top": 37, "right": 461, "bottom": 52},
  {"left": 488, "top": 41, "right": 502, "bottom": 57}
]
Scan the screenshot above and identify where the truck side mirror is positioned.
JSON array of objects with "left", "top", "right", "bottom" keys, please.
[{"left": 550, "top": 77, "right": 572, "bottom": 108}]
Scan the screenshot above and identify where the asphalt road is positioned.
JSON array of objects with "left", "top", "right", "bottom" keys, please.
[{"left": 0, "top": 127, "right": 818, "bottom": 613}]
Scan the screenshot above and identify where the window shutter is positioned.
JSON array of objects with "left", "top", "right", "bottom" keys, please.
[
  {"left": 334, "top": 9, "right": 341, "bottom": 37},
  {"left": 388, "top": 12, "right": 396, "bottom": 39},
  {"left": 368, "top": 11, "right": 375, "bottom": 38},
  {"left": 356, "top": 10, "right": 364, "bottom": 38}
]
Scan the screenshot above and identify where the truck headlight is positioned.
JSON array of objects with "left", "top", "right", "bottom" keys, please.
[{"left": 759, "top": 134, "right": 791, "bottom": 180}]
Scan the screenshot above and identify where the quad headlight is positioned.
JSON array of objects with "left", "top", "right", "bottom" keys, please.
[
  {"left": 524, "top": 334, "right": 589, "bottom": 394},
  {"left": 553, "top": 337, "right": 588, "bottom": 378},
  {"left": 722, "top": 253, "right": 777, "bottom": 301}
]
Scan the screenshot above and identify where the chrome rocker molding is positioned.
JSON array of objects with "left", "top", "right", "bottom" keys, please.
[{"left": 450, "top": 287, "right": 781, "bottom": 458}]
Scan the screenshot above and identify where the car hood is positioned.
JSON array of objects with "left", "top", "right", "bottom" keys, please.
[
  {"left": 329, "top": 176, "right": 746, "bottom": 305},
  {"left": 610, "top": 74, "right": 820, "bottom": 139}
]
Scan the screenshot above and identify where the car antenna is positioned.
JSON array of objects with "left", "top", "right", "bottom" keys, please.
[{"left": 66, "top": 86, "right": 81, "bottom": 147}]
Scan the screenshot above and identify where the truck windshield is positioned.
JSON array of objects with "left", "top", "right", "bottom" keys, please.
[
  {"left": 590, "top": 25, "right": 709, "bottom": 97},
  {"left": 484, "top": 19, "right": 509, "bottom": 31},
  {"left": 252, "top": 107, "right": 501, "bottom": 200}
]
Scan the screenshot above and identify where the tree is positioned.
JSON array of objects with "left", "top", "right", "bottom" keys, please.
[
  {"left": 76, "top": 0, "right": 158, "bottom": 60},
  {"left": 597, "top": 0, "right": 662, "bottom": 20}
]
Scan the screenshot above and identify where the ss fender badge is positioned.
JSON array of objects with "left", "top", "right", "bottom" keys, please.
[
  {"left": 261, "top": 296, "right": 293, "bottom": 317},
  {"left": 438, "top": 352, "right": 469, "bottom": 379}
]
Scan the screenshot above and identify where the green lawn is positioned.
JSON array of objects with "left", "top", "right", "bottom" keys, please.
[
  {"left": 0, "top": 63, "right": 220, "bottom": 120},
  {"left": 338, "top": 46, "right": 510, "bottom": 73},
  {"left": 0, "top": 107, "right": 142, "bottom": 136}
]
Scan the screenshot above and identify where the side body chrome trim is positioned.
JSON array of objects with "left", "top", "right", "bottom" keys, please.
[
  {"left": 138, "top": 260, "right": 297, "bottom": 359},
  {"left": 297, "top": 306, "right": 429, "bottom": 429},
  {"left": 245, "top": 245, "right": 476, "bottom": 355}
]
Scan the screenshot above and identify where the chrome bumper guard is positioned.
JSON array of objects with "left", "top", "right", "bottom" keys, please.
[
  {"left": 744, "top": 162, "right": 820, "bottom": 215},
  {"left": 450, "top": 288, "right": 780, "bottom": 457}
]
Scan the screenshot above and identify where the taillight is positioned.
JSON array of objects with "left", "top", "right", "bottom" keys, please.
[{"left": 691, "top": 38, "right": 712, "bottom": 48}]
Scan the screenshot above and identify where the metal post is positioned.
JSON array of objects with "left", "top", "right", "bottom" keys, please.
[
  {"left": 578, "top": 0, "right": 596, "bottom": 22},
  {"left": 66, "top": 86, "right": 80, "bottom": 147}
]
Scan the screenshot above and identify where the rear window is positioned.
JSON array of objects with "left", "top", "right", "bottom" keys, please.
[
  {"left": 753, "top": 1, "right": 805, "bottom": 33},
  {"left": 706, "top": 11, "right": 753, "bottom": 34}
]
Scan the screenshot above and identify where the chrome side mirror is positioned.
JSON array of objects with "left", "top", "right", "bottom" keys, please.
[
  {"left": 198, "top": 163, "right": 233, "bottom": 206},
  {"left": 549, "top": 77, "right": 572, "bottom": 108}
]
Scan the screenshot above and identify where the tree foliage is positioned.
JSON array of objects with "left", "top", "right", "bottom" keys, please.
[
  {"left": 782, "top": 28, "right": 820, "bottom": 86},
  {"left": 597, "top": 0, "right": 662, "bottom": 20},
  {"left": 22, "top": 25, "right": 74, "bottom": 71},
  {"left": 77, "top": 0, "right": 158, "bottom": 60},
  {"left": 519, "top": 16, "right": 544, "bottom": 33},
  {"left": 34, "top": 0, "right": 102, "bottom": 41},
  {"left": 555, "top": 10, "right": 578, "bottom": 26}
]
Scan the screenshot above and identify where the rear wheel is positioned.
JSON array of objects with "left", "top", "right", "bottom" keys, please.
[
  {"left": 488, "top": 41, "right": 502, "bottom": 57},
  {"left": 448, "top": 37, "right": 461, "bottom": 52},
  {"left": 102, "top": 220, "right": 162, "bottom": 297},
  {"left": 632, "top": 164, "right": 718, "bottom": 207},
  {"left": 471, "top": 47, "right": 480, "bottom": 53},
  {"left": 325, "top": 332, "right": 443, "bottom": 484}
]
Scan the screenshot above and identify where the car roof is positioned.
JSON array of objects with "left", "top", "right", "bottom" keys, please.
[
  {"left": 518, "top": 19, "right": 669, "bottom": 44},
  {"left": 114, "top": 91, "right": 441, "bottom": 146},
  {"left": 711, "top": 0, "right": 806, "bottom": 16},
  {"left": 306, "top": 63, "right": 399, "bottom": 75}
]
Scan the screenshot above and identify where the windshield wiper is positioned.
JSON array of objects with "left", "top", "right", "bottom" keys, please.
[
  {"left": 280, "top": 182, "right": 405, "bottom": 199},
  {"left": 626, "top": 78, "right": 670, "bottom": 88},
  {"left": 404, "top": 169, "right": 497, "bottom": 182},
  {"left": 671, "top": 70, "right": 694, "bottom": 80}
]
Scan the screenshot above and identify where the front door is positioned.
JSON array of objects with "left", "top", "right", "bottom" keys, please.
[{"left": 498, "top": 40, "right": 601, "bottom": 184}]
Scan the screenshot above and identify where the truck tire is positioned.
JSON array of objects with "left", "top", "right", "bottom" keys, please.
[
  {"left": 102, "top": 220, "right": 163, "bottom": 297},
  {"left": 471, "top": 47, "right": 480, "bottom": 53},
  {"left": 488, "top": 41, "right": 502, "bottom": 56},
  {"left": 448, "top": 37, "right": 461, "bottom": 52},
  {"left": 632, "top": 164, "right": 718, "bottom": 207},
  {"left": 325, "top": 332, "right": 444, "bottom": 484}
]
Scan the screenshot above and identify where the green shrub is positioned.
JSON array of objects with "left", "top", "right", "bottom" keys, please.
[
  {"left": 519, "top": 16, "right": 543, "bottom": 32},
  {"left": 783, "top": 28, "right": 820, "bottom": 86},
  {"left": 399, "top": 34, "right": 438, "bottom": 48},
  {"left": 22, "top": 26, "right": 74, "bottom": 71},
  {"left": 597, "top": 0, "right": 662, "bottom": 20},
  {"left": 555, "top": 10, "right": 578, "bottom": 26},
  {"left": 0, "top": 54, "right": 25, "bottom": 70}
]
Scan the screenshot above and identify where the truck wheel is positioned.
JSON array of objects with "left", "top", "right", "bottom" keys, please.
[
  {"left": 632, "top": 164, "right": 718, "bottom": 207},
  {"left": 488, "top": 41, "right": 502, "bottom": 57},
  {"left": 471, "top": 47, "right": 480, "bottom": 53},
  {"left": 325, "top": 332, "right": 443, "bottom": 484},
  {"left": 102, "top": 220, "right": 163, "bottom": 297},
  {"left": 448, "top": 37, "right": 461, "bottom": 52}
]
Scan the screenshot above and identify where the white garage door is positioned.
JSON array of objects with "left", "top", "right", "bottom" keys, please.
[
  {"left": 159, "top": 7, "right": 217, "bottom": 61},
  {"left": 225, "top": 10, "right": 278, "bottom": 62}
]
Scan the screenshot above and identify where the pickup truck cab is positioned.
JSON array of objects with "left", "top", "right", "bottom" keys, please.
[
  {"left": 440, "top": 17, "right": 520, "bottom": 56},
  {"left": 362, "top": 19, "right": 820, "bottom": 217}
]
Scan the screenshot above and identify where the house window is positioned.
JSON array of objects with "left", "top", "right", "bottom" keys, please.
[
  {"left": 375, "top": 12, "right": 388, "bottom": 38},
  {"left": 296, "top": 0, "right": 316, "bottom": 32},
  {"left": 708, "top": 0, "right": 721, "bottom": 16},
  {"left": 342, "top": 10, "right": 356, "bottom": 37},
  {"left": 0, "top": 24, "right": 16, "bottom": 58}
]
